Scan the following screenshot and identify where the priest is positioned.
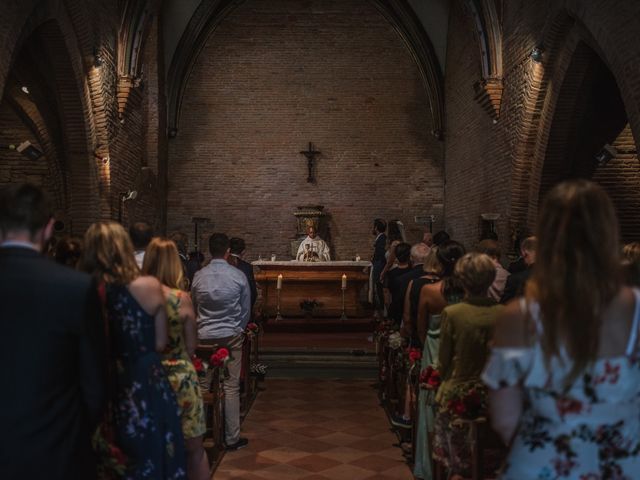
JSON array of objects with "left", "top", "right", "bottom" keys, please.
[{"left": 296, "top": 224, "right": 331, "bottom": 261}]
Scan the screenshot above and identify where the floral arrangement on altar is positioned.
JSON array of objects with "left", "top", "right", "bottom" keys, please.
[
  {"left": 441, "top": 383, "right": 487, "bottom": 421},
  {"left": 419, "top": 365, "right": 441, "bottom": 390}
]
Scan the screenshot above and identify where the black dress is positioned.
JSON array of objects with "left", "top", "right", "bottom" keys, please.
[{"left": 106, "top": 284, "right": 187, "bottom": 480}]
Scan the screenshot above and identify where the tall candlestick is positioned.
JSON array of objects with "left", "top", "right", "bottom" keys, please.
[
  {"left": 341, "top": 274, "right": 347, "bottom": 289},
  {"left": 277, "top": 274, "right": 283, "bottom": 290}
]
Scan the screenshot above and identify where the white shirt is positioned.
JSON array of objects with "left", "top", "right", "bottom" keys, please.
[{"left": 296, "top": 236, "right": 331, "bottom": 261}]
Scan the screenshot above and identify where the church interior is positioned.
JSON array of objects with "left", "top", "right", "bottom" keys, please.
[{"left": 2, "top": 0, "right": 640, "bottom": 479}]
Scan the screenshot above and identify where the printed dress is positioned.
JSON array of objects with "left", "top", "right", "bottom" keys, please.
[
  {"left": 161, "top": 289, "right": 206, "bottom": 439},
  {"left": 106, "top": 284, "right": 186, "bottom": 480},
  {"left": 482, "top": 291, "right": 640, "bottom": 480}
]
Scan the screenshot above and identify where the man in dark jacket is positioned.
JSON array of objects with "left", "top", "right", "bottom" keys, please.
[
  {"left": 0, "top": 184, "right": 105, "bottom": 480},
  {"left": 501, "top": 236, "right": 537, "bottom": 303},
  {"left": 229, "top": 237, "right": 258, "bottom": 309}
]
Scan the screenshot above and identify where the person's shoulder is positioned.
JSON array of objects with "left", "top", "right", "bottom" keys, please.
[
  {"left": 493, "top": 298, "right": 531, "bottom": 348},
  {"left": 130, "top": 275, "right": 163, "bottom": 297}
]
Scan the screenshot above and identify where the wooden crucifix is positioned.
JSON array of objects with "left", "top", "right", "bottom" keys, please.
[{"left": 300, "top": 142, "right": 321, "bottom": 183}]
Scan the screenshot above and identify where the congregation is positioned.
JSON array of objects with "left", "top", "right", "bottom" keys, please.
[{"left": 2, "top": 179, "right": 640, "bottom": 479}]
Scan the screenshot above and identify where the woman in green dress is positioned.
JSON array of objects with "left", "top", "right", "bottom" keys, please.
[
  {"left": 143, "top": 238, "right": 208, "bottom": 480},
  {"left": 432, "top": 253, "right": 503, "bottom": 478},
  {"left": 412, "top": 241, "right": 465, "bottom": 479}
]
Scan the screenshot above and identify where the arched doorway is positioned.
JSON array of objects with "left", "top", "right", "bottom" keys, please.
[
  {"left": 0, "top": 20, "right": 98, "bottom": 234},
  {"left": 539, "top": 41, "right": 640, "bottom": 240}
]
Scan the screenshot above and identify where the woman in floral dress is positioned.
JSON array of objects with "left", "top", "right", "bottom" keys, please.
[
  {"left": 143, "top": 238, "right": 208, "bottom": 480},
  {"left": 82, "top": 222, "right": 186, "bottom": 480},
  {"left": 483, "top": 180, "right": 640, "bottom": 479}
]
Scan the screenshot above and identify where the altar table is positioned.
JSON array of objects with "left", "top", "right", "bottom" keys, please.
[{"left": 253, "top": 260, "right": 372, "bottom": 318}]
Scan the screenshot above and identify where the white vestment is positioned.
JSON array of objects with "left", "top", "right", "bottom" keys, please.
[{"left": 296, "top": 236, "right": 331, "bottom": 261}]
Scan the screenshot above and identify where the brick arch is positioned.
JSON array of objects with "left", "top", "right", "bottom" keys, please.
[
  {"left": 167, "top": 0, "right": 444, "bottom": 138},
  {"left": 2, "top": 10, "right": 104, "bottom": 232},
  {"left": 509, "top": 2, "right": 640, "bottom": 238}
]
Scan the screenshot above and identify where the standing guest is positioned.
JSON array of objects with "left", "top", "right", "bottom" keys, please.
[
  {"left": 432, "top": 253, "right": 502, "bottom": 479},
  {"left": 0, "top": 184, "right": 105, "bottom": 480},
  {"left": 186, "top": 250, "right": 204, "bottom": 286},
  {"left": 191, "top": 233, "right": 251, "bottom": 451},
  {"left": 129, "top": 221, "right": 153, "bottom": 268},
  {"left": 380, "top": 219, "right": 406, "bottom": 281},
  {"left": 422, "top": 231, "right": 434, "bottom": 249},
  {"left": 170, "top": 231, "right": 190, "bottom": 282},
  {"left": 412, "top": 240, "right": 465, "bottom": 480},
  {"left": 483, "top": 180, "right": 640, "bottom": 478},
  {"left": 54, "top": 235, "right": 83, "bottom": 269},
  {"left": 371, "top": 218, "right": 388, "bottom": 318},
  {"left": 385, "top": 242, "right": 412, "bottom": 325},
  {"left": 143, "top": 238, "right": 208, "bottom": 480},
  {"left": 432, "top": 230, "right": 450, "bottom": 247},
  {"left": 394, "top": 243, "right": 433, "bottom": 328},
  {"left": 477, "top": 239, "right": 510, "bottom": 302},
  {"left": 229, "top": 237, "right": 258, "bottom": 309},
  {"left": 500, "top": 236, "right": 536, "bottom": 303},
  {"left": 81, "top": 222, "right": 186, "bottom": 479},
  {"left": 622, "top": 241, "right": 640, "bottom": 287}
]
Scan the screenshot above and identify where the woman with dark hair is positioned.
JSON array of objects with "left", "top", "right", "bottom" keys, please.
[
  {"left": 483, "top": 180, "right": 640, "bottom": 478},
  {"left": 410, "top": 240, "right": 466, "bottom": 480},
  {"left": 81, "top": 222, "right": 186, "bottom": 479},
  {"left": 379, "top": 219, "right": 406, "bottom": 281},
  {"left": 622, "top": 241, "right": 640, "bottom": 287},
  {"left": 54, "top": 236, "right": 82, "bottom": 269}
]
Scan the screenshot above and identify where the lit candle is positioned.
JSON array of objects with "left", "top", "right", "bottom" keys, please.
[
  {"left": 277, "top": 274, "right": 283, "bottom": 290},
  {"left": 341, "top": 274, "right": 347, "bottom": 289}
]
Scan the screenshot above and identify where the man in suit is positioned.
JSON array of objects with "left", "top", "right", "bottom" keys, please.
[
  {"left": 394, "top": 242, "right": 431, "bottom": 328},
  {"left": 501, "top": 236, "right": 537, "bottom": 303},
  {"left": 371, "top": 218, "right": 387, "bottom": 317},
  {"left": 0, "top": 184, "right": 105, "bottom": 480},
  {"left": 229, "top": 237, "right": 258, "bottom": 309}
]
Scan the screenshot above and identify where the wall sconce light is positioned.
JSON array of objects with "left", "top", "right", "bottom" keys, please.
[
  {"left": 118, "top": 190, "right": 138, "bottom": 224},
  {"left": 16, "top": 141, "right": 43, "bottom": 160},
  {"left": 93, "top": 47, "right": 104, "bottom": 67},
  {"left": 21, "top": 86, "right": 30, "bottom": 95},
  {"left": 595, "top": 144, "right": 617, "bottom": 166},
  {"left": 530, "top": 45, "right": 545, "bottom": 63}
]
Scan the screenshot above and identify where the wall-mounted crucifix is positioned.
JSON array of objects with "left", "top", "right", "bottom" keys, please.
[{"left": 299, "top": 142, "right": 321, "bottom": 183}]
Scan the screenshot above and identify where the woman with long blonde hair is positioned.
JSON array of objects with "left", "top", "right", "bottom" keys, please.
[
  {"left": 143, "top": 238, "right": 208, "bottom": 480},
  {"left": 81, "top": 222, "right": 186, "bottom": 479},
  {"left": 483, "top": 180, "right": 640, "bottom": 478}
]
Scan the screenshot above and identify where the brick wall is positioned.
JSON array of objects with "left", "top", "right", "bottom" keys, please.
[
  {"left": 167, "top": 0, "right": 444, "bottom": 260},
  {"left": 444, "top": 0, "right": 640, "bottom": 251}
]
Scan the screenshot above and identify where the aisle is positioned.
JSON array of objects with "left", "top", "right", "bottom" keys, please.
[{"left": 214, "top": 378, "right": 413, "bottom": 479}]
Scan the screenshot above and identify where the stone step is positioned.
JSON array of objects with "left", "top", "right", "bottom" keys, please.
[{"left": 260, "top": 349, "right": 377, "bottom": 370}]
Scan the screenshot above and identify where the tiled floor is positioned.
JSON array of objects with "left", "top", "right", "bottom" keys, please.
[{"left": 213, "top": 378, "right": 413, "bottom": 479}]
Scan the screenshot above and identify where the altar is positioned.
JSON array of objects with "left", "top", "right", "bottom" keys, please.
[{"left": 253, "top": 260, "right": 372, "bottom": 318}]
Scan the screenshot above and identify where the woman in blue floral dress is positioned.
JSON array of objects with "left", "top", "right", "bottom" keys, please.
[
  {"left": 483, "top": 180, "right": 640, "bottom": 479},
  {"left": 82, "top": 222, "right": 187, "bottom": 479}
]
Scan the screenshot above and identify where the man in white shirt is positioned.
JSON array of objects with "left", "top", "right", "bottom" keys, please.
[
  {"left": 296, "top": 225, "right": 331, "bottom": 261},
  {"left": 191, "top": 233, "right": 251, "bottom": 450}
]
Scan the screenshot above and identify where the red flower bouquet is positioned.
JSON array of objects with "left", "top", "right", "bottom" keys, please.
[
  {"left": 192, "top": 356, "right": 204, "bottom": 374},
  {"left": 444, "top": 386, "right": 487, "bottom": 420},
  {"left": 210, "top": 347, "right": 230, "bottom": 367},
  {"left": 246, "top": 322, "right": 260, "bottom": 334},
  {"left": 419, "top": 365, "right": 441, "bottom": 390},
  {"left": 407, "top": 347, "right": 422, "bottom": 364}
]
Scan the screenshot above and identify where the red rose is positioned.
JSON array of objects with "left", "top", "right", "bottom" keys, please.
[
  {"left": 409, "top": 349, "right": 422, "bottom": 363},
  {"left": 465, "top": 389, "right": 482, "bottom": 408},
  {"left": 247, "top": 322, "right": 258, "bottom": 332},
  {"left": 109, "top": 445, "right": 127, "bottom": 465},
  {"left": 427, "top": 372, "right": 441, "bottom": 389},
  {"left": 419, "top": 366, "right": 434, "bottom": 384},
  {"left": 192, "top": 357, "right": 204, "bottom": 373},
  {"left": 218, "top": 348, "right": 230, "bottom": 358},
  {"left": 449, "top": 399, "right": 466, "bottom": 416}
]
